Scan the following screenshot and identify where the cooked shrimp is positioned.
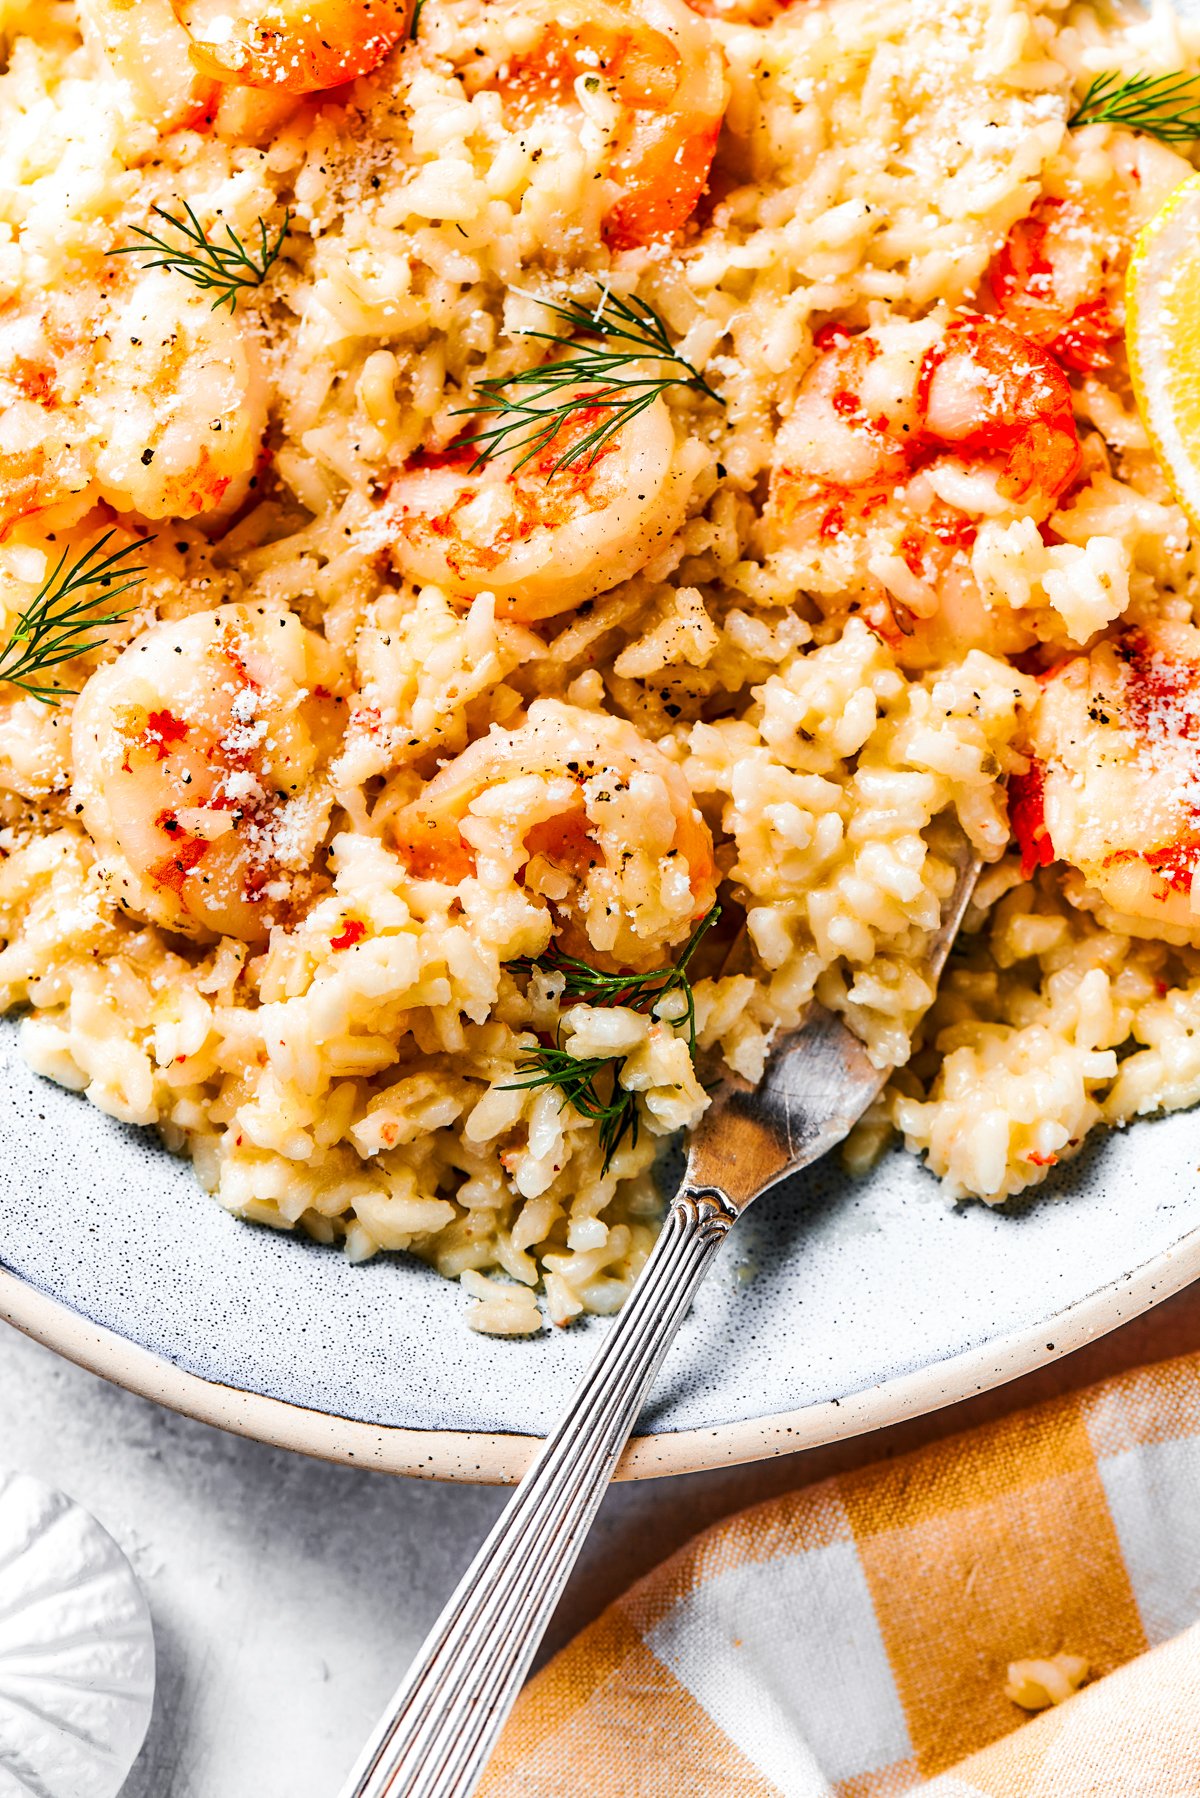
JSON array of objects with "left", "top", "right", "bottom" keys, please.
[
  {"left": 170, "top": 0, "right": 409, "bottom": 92},
  {"left": 918, "top": 316, "right": 1082, "bottom": 511},
  {"left": 72, "top": 606, "right": 346, "bottom": 942},
  {"left": 395, "top": 699, "right": 717, "bottom": 964},
  {"left": 76, "top": 0, "right": 217, "bottom": 131},
  {"left": 387, "top": 394, "right": 703, "bottom": 621},
  {"left": 486, "top": 0, "right": 727, "bottom": 249},
  {"left": 988, "top": 197, "right": 1119, "bottom": 375},
  {"left": 1013, "top": 620, "right": 1200, "bottom": 932},
  {"left": 774, "top": 314, "right": 1079, "bottom": 532},
  {"left": 89, "top": 270, "right": 269, "bottom": 520},
  {"left": 773, "top": 317, "right": 932, "bottom": 497},
  {"left": 767, "top": 312, "right": 1081, "bottom": 657},
  {"left": 0, "top": 270, "right": 267, "bottom": 537},
  {"left": 0, "top": 301, "right": 93, "bottom": 537}
]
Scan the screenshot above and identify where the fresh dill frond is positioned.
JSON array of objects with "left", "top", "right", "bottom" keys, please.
[
  {"left": 409, "top": 0, "right": 425, "bottom": 39},
  {"left": 504, "top": 1047, "right": 641, "bottom": 1170},
  {"left": 456, "top": 287, "right": 724, "bottom": 477},
  {"left": 512, "top": 905, "right": 721, "bottom": 1056},
  {"left": 504, "top": 906, "right": 721, "bottom": 1171},
  {"left": 114, "top": 202, "right": 290, "bottom": 312},
  {"left": 0, "top": 533, "right": 149, "bottom": 704},
  {"left": 1069, "top": 69, "right": 1200, "bottom": 142}
]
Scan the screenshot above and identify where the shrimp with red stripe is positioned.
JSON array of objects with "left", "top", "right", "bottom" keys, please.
[
  {"left": 472, "top": 0, "right": 727, "bottom": 249},
  {"left": 987, "top": 197, "right": 1121, "bottom": 376},
  {"left": 387, "top": 389, "right": 704, "bottom": 622},
  {"left": 169, "top": 0, "right": 410, "bottom": 93},
  {"left": 984, "top": 139, "right": 1197, "bottom": 377},
  {"left": 0, "top": 270, "right": 267, "bottom": 541},
  {"left": 767, "top": 311, "right": 1082, "bottom": 653},
  {"left": 72, "top": 606, "right": 346, "bottom": 943},
  {"left": 1011, "top": 620, "right": 1200, "bottom": 934}
]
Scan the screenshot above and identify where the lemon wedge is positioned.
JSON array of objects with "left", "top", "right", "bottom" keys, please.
[{"left": 1128, "top": 171, "right": 1200, "bottom": 530}]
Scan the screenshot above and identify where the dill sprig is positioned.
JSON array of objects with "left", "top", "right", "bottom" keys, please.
[
  {"left": 505, "top": 1047, "right": 641, "bottom": 1171},
  {"left": 512, "top": 903, "right": 720, "bottom": 1056},
  {"left": 114, "top": 202, "right": 290, "bottom": 312},
  {"left": 0, "top": 533, "right": 149, "bottom": 704},
  {"left": 455, "top": 288, "right": 723, "bottom": 477},
  {"left": 409, "top": 0, "right": 425, "bottom": 38},
  {"left": 504, "top": 907, "right": 720, "bottom": 1172},
  {"left": 1069, "top": 69, "right": 1200, "bottom": 142}
]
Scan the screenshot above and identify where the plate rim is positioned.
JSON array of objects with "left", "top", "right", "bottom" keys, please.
[{"left": 3, "top": 1216, "right": 1196, "bottom": 1482}]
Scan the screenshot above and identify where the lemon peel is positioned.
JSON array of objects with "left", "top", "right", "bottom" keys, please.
[{"left": 1128, "top": 171, "right": 1200, "bottom": 531}]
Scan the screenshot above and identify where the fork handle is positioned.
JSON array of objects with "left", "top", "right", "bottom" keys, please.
[{"left": 337, "top": 1186, "right": 738, "bottom": 1798}]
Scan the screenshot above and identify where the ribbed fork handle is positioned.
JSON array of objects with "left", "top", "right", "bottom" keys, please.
[{"left": 337, "top": 1187, "right": 738, "bottom": 1798}]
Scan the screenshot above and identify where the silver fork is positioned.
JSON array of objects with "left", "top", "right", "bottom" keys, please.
[{"left": 338, "top": 834, "right": 980, "bottom": 1798}]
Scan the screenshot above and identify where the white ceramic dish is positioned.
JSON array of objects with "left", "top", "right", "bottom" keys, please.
[{"left": 1, "top": 1017, "right": 1195, "bottom": 1482}]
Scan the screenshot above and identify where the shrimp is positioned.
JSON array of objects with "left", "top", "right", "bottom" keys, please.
[
  {"left": 72, "top": 606, "right": 346, "bottom": 943},
  {"left": 918, "top": 316, "right": 1082, "bottom": 511},
  {"left": 387, "top": 393, "right": 703, "bottom": 621},
  {"left": 0, "top": 270, "right": 267, "bottom": 538},
  {"left": 774, "top": 314, "right": 1079, "bottom": 528},
  {"left": 76, "top": 0, "right": 218, "bottom": 131},
  {"left": 0, "top": 302, "right": 93, "bottom": 537},
  {"left": 772, "top": 318, "right": 929, "bottom": 498},
  {"left": 988, "top": 198, "right": 1119, "bottom": 376},
  {"left": 395, "top": 699, "right": 717, "bottom": 965},
  {"left": 767, "top": 312, "right": 1081, "bottom": 658},
  {"left": 170, "top": 0, "right": 410, "bottom": 92},
  {"left": 1013, "top": 620, "right": 1200, "bottom": 932},
  {"left": 985, "top": 134, "right": 1200, "bottom": 375},
  {"left": 485, "top": 0, "right": 727, "bottom": 249}
]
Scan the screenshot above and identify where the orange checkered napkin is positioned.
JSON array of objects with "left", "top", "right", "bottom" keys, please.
[{"left": 481, "top": 1351, "right": 1200, "bottom": 1796}]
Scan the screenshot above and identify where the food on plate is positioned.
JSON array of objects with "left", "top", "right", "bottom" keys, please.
[
  {"left": 6, "top": 0, "right": 1200, "bottom": 1332},
  {"left": 1014, "top": 620, "right": 1200, "bottom": 934},
  {"left": 477, "top": 0, "right": 727, "bottom": 250},
  {"left": 170, "top": 0, "right": 412, "bottom": 93},
  {"left": 71, "top": 603, "right": 345, "bottom": 941}
]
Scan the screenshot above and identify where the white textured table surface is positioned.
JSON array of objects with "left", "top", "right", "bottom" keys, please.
[{"left": 6, "top": 1287, "right": 1200, "bottom": 1797}]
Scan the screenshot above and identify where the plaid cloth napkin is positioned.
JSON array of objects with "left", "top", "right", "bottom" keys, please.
[{"left": 481, "top": 1349, "right": 1200, "bottom": 1795}]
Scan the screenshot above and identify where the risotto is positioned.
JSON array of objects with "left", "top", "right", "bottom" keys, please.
[{"left": 3, "top": 0, "right": 1200, "bottom": 1335}]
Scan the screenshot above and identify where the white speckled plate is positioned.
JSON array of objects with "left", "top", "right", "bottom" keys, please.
[{"left": 1, "top": 1016, "right": 1197, "bottom": 1482}]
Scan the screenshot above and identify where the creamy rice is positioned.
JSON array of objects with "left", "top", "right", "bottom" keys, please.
[{"left": 2, "top": 0, "right": 1200, "bottom": 1333}]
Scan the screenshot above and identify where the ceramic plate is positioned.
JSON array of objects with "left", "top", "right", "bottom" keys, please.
[{"left": 1, "top": 1016, "right": 1196, "bottom": 1481}]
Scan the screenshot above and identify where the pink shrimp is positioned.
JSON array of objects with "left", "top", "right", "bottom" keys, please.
[
  {"left": 72, "top": 606, "right": 346, "bottom": 942},
  {"left": 916, "top": 316, "right": 1082, "bottom": 508},
  {"left": 0, "top": 270, "right": 267, "bottom": 540},
  {"left": 394, "top": 700, "right": 717, "bottom": 965},
  {"left": 1021, "top": 621, "right": 1200, "bottom": 931},
  {"left": 771, "top": 312, "right": 1080, "bottom": 542},
  {"left": 988, "top": 197, "right": 1119, "bottom": 376},
  {"left": 766, "top": 312, "right": 1082, "bottom": 657},
  {"left": 487, "top": 0, "right": 727, "bottom": 249},
  {"left": 170, "top": 0, "right": 410, "bottom": 93},
  {"left": 387, "top": 388, "right": 701, "bottom": 620}
]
